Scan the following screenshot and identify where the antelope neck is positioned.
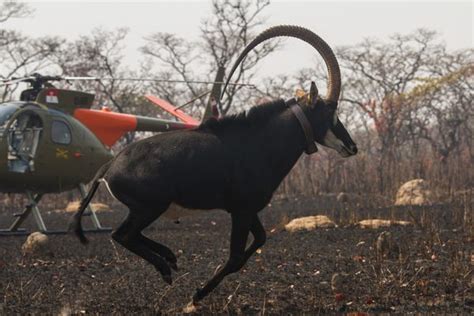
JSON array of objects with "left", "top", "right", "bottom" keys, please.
[{"left": 285, "top": 98, "right": 318, "bottom": 155}]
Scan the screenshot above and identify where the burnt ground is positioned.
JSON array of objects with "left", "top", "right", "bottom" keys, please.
[{"left": 0, "top": 196, "right": 472, "bottom": 315}]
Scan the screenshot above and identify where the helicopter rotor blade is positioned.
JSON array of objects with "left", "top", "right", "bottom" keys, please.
[
  {"left": 0, "top": 74, "right": 255, "bottom": 89},
  {"left": 62, "top": 76, "right": 101, "bottom": 81},
  {"left": 62, "top": 76, "right": 255, "bottom": 87},
  {"left": 0, "top": 76, "right": 35, "bottom": 87}
]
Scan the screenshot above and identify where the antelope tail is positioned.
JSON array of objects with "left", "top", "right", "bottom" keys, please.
[{"left": 69, "top": 160, "right": 113, "bottom": 244}]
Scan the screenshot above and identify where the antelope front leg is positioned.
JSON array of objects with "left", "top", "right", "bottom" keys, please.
[
  {"left": 139, "top": 234, "right": 178, "bottom": 271},
  {"left": 192, "top": 212, "right": 252, "bottom": 303}
]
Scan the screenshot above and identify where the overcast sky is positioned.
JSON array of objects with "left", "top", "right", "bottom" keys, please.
[{"left": 3, "top": 0, "right": 473, "bottom": 78}]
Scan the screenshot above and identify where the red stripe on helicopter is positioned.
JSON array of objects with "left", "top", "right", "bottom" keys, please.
[
  {"left": 74, "top": 108, "right": 137, "bottom": 147},
  {"left": 145, "top": 95, "right": 200, "bottom": 125}
]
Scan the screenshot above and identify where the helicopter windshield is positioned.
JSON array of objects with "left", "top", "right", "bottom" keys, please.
[{"left": 0, "top": 102, "right": 22, "bottom": 134}]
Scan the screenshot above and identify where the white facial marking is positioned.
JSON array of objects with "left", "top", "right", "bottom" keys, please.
[{"left": 323, "top": 128, "right": 345, "bottom": 151}]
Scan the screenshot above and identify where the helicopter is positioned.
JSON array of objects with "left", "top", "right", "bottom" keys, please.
[{"left": 0, "top": 69, "right": 250, "bottom": 235}]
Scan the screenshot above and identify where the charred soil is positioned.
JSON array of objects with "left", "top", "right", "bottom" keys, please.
[{"left": 0, "top": 198, "right": 472, "bottom": 314}]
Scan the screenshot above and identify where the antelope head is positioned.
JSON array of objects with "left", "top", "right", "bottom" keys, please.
[{"left": 221, "top": 25, "right": 358, "bottom": 157}]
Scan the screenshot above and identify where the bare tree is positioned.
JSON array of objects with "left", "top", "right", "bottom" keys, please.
[
  {"left": 52, "top": 27, "right": 153, "bottom": 144},
  {"left": 407, "top": 50, "right": 474, "bottom": 190},
  {"left": 0, "top": 32, "right": 61, "bottom": 101},
  {"left": 0, "top": 0, "right": 32, "bottom": 23},
  {"left": 275, "top": 30, "right": 472, "bottom": 196},
  {"left": 414, "top": 49, "right": 473, "bottom": 162},
  {"left": 140, "top": 32, "right": 203, "bottom": 112},
  {"left": 141, "top": 0, "right": 279, "bottom": 115},
  {"left": 0, "top": 1, "right": 60, "bottom": 101},
  {"left": 337, "top": 29, "right": 442, "bottom": 192},
  {"left": 52, "top": 28, "right": 132, "bottom": 111}
]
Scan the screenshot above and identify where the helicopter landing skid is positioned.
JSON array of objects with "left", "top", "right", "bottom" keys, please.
[{"left": 0, "top": 186, "right": 112, "bottom": 236}]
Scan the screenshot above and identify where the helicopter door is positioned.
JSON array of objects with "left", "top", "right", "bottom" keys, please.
[{"left": 7, "top": 111, "right": 43, "bottom": 173}]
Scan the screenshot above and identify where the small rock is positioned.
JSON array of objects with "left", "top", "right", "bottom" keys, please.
[
  {"left": 335, "top": 292, "right": 345, "bottom": 302},
  {"left": 183, "top": 301, "right": 197, "bottom": 313},
  {"left": 356, "top": 219, "right": 412, "bottom": 229},
  {"left": 285, "top": 215, "right": 336, "bottom": 232},
  {"left": 63, "top": 201, "right": 110, "bottom": 213},
  {"left": 376, "top": 231, "right": 398, "bottom": 260},
  {"left": 22, "top": 232, "right": 51, "bottom": 256},
  {"left": 331, "top": 272, "right": 351, "bottom": 293},
  {"left": 395, "top": 179, "right": 432, "bottom": 206},
  {"left": 337, "top": 192, "right": 350, "bottom": 203}
]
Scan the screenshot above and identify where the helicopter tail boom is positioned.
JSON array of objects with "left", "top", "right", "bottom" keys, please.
[
  {"left": 74, "top": 108, "right": 197, "bottom": 147},
  {"left": 145, "top": 95, "right": 200, "bottom": 125}
]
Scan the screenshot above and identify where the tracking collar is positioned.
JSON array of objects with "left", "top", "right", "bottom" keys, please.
[{"left": 286, "top": 98, "right": 318, "bottom": 155}]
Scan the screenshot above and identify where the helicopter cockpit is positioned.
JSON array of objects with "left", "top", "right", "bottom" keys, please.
[
  {"left": 0, "top": 102, "right": 43, "bottom": 173},
  {"left": 0, "top": 102, "right": 22, "bottom": 133}
]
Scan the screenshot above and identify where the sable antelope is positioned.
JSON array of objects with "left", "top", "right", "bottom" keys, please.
[{"left": 70, "top": 25, "right": 357, "bottom": 303}]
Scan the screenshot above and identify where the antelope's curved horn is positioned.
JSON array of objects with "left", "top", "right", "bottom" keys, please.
[{"left": 220, "top": 25, "right": 341, "bottom": 105}]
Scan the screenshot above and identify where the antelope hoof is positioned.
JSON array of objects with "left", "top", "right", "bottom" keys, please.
[
  {"left": 162, "top": 274, "right": 173, "bottom": 285},
  {"left": 192, "top": 288, "right": 205, "bottom": 303},
  {"left": 168, "top": 261, "right": 179, "bottom": 272},
  {"left": 183, "top": 301, "right": 198, "bottom": 314}
]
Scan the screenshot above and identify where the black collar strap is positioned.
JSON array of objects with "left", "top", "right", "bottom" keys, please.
[{"left": 286, "top": 98, "right": 318, "bottom": 154}]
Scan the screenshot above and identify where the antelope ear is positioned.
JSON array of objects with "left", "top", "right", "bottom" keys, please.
[
  {"left": 295, "top": 88, "right": 308, "bottom": 105},
  {"left": 295, "top": 88, "right": 306, "bottom": 99},
  {"left": 308, "top": 81, "right": 318, "bottom": 106}
]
